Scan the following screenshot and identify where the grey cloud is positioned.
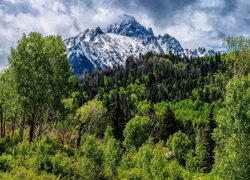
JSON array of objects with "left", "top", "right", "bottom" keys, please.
[
  {"left": 108, "top": 0, "right": 249, "bottom": 44},
  {"left": 110, "top": 0, "right": 198, "bottom": 26},
  {"left": 216, "top": 31, "right": 227, "bottom": 38},
  {"left": 220, "top": 0, "right": 238, "bottom": 15},
  {"left": 0, "top": 0, "right": 250, "bottom": 71},
  {"left": 1, "top": 1, "right": 39, "bottom": 16}
]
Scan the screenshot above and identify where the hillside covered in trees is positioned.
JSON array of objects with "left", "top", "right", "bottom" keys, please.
[{"left": 0, "top": 33, "right": 249, "bottom": 179}]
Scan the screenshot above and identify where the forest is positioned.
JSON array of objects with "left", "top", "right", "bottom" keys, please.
[{"left": 0, "top": 33, "right": 249, "bottom": 179}]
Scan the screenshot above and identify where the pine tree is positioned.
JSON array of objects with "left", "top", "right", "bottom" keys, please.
[
  {"left": 196, "top": 105, "right": 216, "bottom": 172},
  {"left": 157, "top": 106, "right": 180, "bottom": 142},
  {"left": 108, "top": 91, "right": 126, "bottom": 141}
]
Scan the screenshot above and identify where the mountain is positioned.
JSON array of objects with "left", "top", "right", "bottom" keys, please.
[
  {"left": 184, "top": 47, "right": 216, "bottom": 57},
  {"left": 64, "top": 14, "right": 216, "bottom": 75}
]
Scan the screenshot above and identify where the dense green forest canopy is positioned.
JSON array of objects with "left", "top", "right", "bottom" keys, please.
[{"left": 0, "top": 33, "right": 249, "bottom": 179}]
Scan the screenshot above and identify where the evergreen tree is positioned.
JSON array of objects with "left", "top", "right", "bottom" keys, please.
[
  {"left": 201, "top": 105, "right": 216, "bottom": 172},
  {"left": 157, "top": 106, "right": 180, "bottom": 142},
  {"left": 108, "top": 91, "right": 126, "bottom": 141}
]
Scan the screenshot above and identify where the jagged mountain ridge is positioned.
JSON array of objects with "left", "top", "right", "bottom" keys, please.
[{"left": 64, "top": 14, "right": 216, "bottom": 75}]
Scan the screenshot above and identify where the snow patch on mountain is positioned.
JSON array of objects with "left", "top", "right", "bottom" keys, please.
[{"left": 64, "top": 14, "right": 216, "bottom": 75}]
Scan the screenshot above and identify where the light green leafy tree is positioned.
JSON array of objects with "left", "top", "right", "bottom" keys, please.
[
  {"left": 213, "top": 75, "right": 249, "bottom": 179},
  {"left": 167, "top": 131, "right": 192, "bottom": 165},
  {"left": 75, "top": 99, "right": 107, "bottom": 147},
  {"left": 103, "top": 126, "right": 122, "bottom": 177},
  {"left": 8, "top": 32, "right": 73, "bottom": 142},
  {"left": 123, "top": 115, "right": 152, "bottom": 150},
  {"left": 223, "top": 36, "right": 250, "bottom": 77}
]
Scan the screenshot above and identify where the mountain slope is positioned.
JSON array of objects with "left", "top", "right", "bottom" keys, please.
[{"left": 64, "top": 14, "right": 216, "bottom": 75}]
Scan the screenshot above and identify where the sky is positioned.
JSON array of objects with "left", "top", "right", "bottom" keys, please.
[{"left": 0, "top": 0, "right": 249, "bottom": 71}]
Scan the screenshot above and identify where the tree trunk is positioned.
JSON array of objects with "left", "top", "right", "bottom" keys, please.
[
  {"left": 76, "top": 122, "right": 85, "bottom": 148},
  {"left": 12, "top": 113, "right": 17, "bottom": 137},
  {"left": 0, "top": 104, "right": 3, "bottom": 138},
  {"left": 38, "top": 122, "right": 42, "bottom": 141},
  {"left": 12, "top": 117, "right": 15, "bottom": 137},
  {"left": 3, "top": 114, "right": 6, "bottom": 138},
  {"left": 50, "top": 121, "right": 57, "bottom": 138},
  {"left": 19, "top": 111, "right": 25, "bottom": 141},
  {"left": 29, "top": 113, "right": 35, "bottom": 142}
]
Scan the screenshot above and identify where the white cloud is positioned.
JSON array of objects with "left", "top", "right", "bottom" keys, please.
[{"left": 0, "top": 0, "right": 249, "bottom": 70}]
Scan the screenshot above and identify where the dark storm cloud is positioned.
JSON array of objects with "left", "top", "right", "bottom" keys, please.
[{"left": 110, "top": 0, "right": 198, "bottom": 26}]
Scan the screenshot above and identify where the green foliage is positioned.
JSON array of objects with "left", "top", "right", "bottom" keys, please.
[
  {"left": 195, "top": 106, "right": 216, "bottom": 173},
  {"left": 157, "top": 105, "right": 180, "bottom": 142},
  {"left": 171, "top": 99, "right": 210, "bottom": 125},
  {"left": 75, "top": 99, "right": 107, "bottom": 143},
  {"left": 35, "top": 141, "right": 54, "bottom": 173},
  {"left": 103, "top": 125, "right": 113, "bottom": 144},
  {"left": 223, "top": 36, "right": 250, "bottom": 77},
  {"left": 79, "top": 134, "right": 103, "bottom": 165},
  {"left": 195, "top": 144, "right": 207, "bottom": 172},
  {"left": 103, "top": 128, "right": 122, "bottom": 177},
  {"left": 0, "top": 166, "right": 58, "bottom": 180},
  {"left": 213, "top": 75, "right": 250, "bottom": 179},
  {"left": 123, "top": 116, "right": 152, "bottom": 150},
  {"left": 154, "top": 101, "right": 168, "bottom": 118},
  {"left": 118, "top": 139, "right": 169, "bottom": 180},
  {"left": 13, "top": 140, "right": 31, "bottom": 157},
  {"left": 103, "top": 75, "right": 110, "bottom": 86},
  {"left": 167, "top": 161, "right": 185, "bottom": 180},
  {"left": 167, "top": 131, "right": 192, "bottom": 165},
  {"left": 0, "top": 154, "right": 13, "bottom": 172},
  {"left": 0, "top": 136, "right": 16, "bottom": 154},
  {"left": 136, "top": 100, "right": 151, "bottom": 115},
  {"left": 52, "top": 153, "right": 71, "bottom": 177},
  {"left": 107, "top": 91, "right": 127, "bottom": 141},
  {"left": 185, "top": 152, "right": 197, "bottom": 173},
  {"left": 70, "top": 156, "right": 102, "bottom": 180},
  {"left": 8, "top": 32, "right": 73, "bottom": 142},
  {"left": 136, "top": 140, "right": 169, "bottom": 179},
  {"left": 1, "top": 33, "right": 248, "bottom": 179},
  {"left": 0, "top": 69, "right": 19, "bottom": 138}
]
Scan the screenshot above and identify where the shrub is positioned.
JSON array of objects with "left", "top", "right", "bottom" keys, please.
[
  {"left": 79, "top": 134, "right": 103, "bottom": 165},
  {"left": 13, "top": 141, "right": 31, "bottom": 157},
  {"left": 69, "top": 156, "right": 102, "bottom": 180},
  {"left": 119, "top": 139, "right": 169, "bottom": 180},
  {"left": 104, "top": 125, "right": 113, "bottom": 144},
  {"left": 185, "top": 152, "right": 197, "bottom": 173},
  {"left": 2, "top": 166, "right": 57, "bottom": 180},
  {"left": 0, "top": 136, "right": 16, "bottom": 155},
  {"left": 52, "top": 153, "right": 71, "bottom": 177},
  {"left": 0, "top": 154, "right": 13, "bottom": 172},
  {"left": 196, "top": 144, "right": 207, "bottom": 172},
  {"left": 118, "top": 167, "right": 149, "bottom": 179},
  {"left": 168, "top": 161, "right": 184, "bottom": 180}
]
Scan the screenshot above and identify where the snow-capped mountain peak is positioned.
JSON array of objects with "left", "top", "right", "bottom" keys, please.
[
  {"left": 184, "top": 47, "right": 216, "bottom": 58},
  {"left": 104, "top": 14, "right": 154, "bottom": 38},
  {"left": 64, "top": 14, "right": 217, "bottom": 75}
]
